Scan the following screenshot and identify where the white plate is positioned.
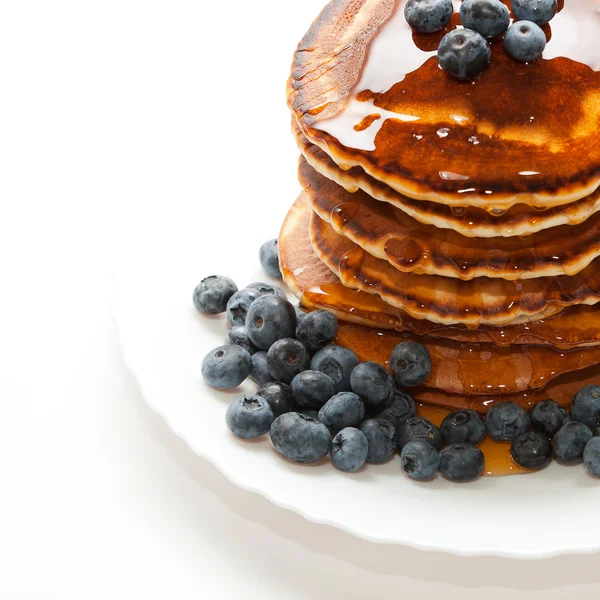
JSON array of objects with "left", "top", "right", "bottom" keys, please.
[{"left": 113, "top": 233, "right": 600, "bottom": 559}]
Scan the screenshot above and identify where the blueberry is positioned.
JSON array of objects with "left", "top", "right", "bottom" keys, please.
[
  {"left": 259, "top": 239, "right": 282, "bottom": 279},
  {"left": 440, "top": 410, "right": 486, "bottom": 445},
  {"left": 404, "top": 0, "right": 453, "bottom": 33},
  {"left": 330, "top": 427, "right": 369, "bottom": 472},
  {"left": 350, "top": 362, "right": 395, "bottom": 406},
  {"left": 247, "top": 281, "right": 286, "bottom": 298},
  {"left": 398, "top": 417, "right": 442, "bottom": 451},
  {"left": 226, "top": 288, "right": 261, "bottom": 327},
  {"left": 503, "top": 21, "right": 546, "bottom": 62},
  {"left": 553, "top": 421, "right": 593, "bottom": 464},
  {"left": 511, "top": 430, "right": 553, "bottom": 469},
  {"left": 571, "top": 385, "right": 600, "bottom": 430},
  {"left": 376, "top": 390, "right": 417, "bottom": 431},
  {"left": 256, "top": 381, "right": 294, "bottom": 417},
  {"left": 296, "top": 409, "right": 320, "bottom": 420},
  {"left": 250, "top": 351, "right": 271, "bottom": 386},
  {"left": 389, "top": 342, "right": 432, "bottom": 388},
  {"left": 311, "top": 345, "right": 359, "bottom": 393},
  {"left": 295, "top": 306, "right": 307, "bottom": 328},
  {"left": 228, "top": 325, "right": 259, "bottom": 355},
  {"left": 318, "top": 392, "right": 365, "bottom": 430},
  {"left": 531, "top": 399, "right": 570, "bottom": 437},
  {"left": 401, "top": 440, "right": 440, "bottom": 481},
  {"left": 359, "top": 418, "right": 398, "bottom": 463},
  {"left": 439, "top": 443, "right": 485, "bottom": 482},
  {"left": 225, "top": 395, "right": 274, "bottom": 439},
  {"left": 266, "top": 338, "right": 310, "bottom": 384},
  {"left": 583, "top": 437, "right": 600, "bottom": 477},
  {"left": 460, "top": 0, "right": 510, "bottom": 38},
  {"left": 296, "top": 310, "right": 338, "bottom": 353},
  {"left": 270, "top": 412, "right": 331, "bottom": 463},
  {"left": 246, "top": 295, "right": 297, "bottom": 350},
  {"left": 291, "top": 370, "right": 336, "bottom": 409},
  {"left": 485, "top": 401, "right": 531, "bottom": 441},
  {"left": 511, "top": 0, "right": 557, "bottom": 25},
  {"left": 202, "top": 345, "right": 252, "bottom": 389},
  {"left": 438, "top": 28, "right": 491, "bottom": 80},
  {"left": 193, "top": 275, "right": 238, "bottom": 315}
]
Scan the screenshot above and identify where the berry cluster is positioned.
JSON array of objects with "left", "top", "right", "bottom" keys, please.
[
  {"left": 193, "top": 240, "right": 600, "bottom": 482},
  {"left": 404, "top": 0, "right": 558, "bottom": 80}
]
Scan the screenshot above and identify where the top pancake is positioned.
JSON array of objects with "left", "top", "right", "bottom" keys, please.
[{"left": 288, "top": 0, "right": 600, "bottom": 210}]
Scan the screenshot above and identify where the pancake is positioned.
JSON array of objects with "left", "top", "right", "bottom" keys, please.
[
  {"left": 289, "top": 0, "right": 600, "bottom": 209},
  {"left": 334, "top": 322, "right": 600, "bottom": 396},
  {"left": 300, "top": 157, "right": 600, "bottom": 280},
  {"left": 310, "top": 210, "right": 600, "bottom": 327},
  {"left": 280, "top": 194, "right": 600, "bottom": 347},
  {"left": 295, "top": 125, "right": 600, "bottom": 238}
]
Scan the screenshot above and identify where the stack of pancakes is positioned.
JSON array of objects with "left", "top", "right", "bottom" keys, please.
[{"left": 280, "top": 0, "right": 600, "bottom": 413}]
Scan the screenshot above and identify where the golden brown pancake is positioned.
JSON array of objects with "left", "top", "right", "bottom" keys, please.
[
  {"left": 300, "top": 158, "right": 600, "bottom": 280},
  {"left": 280, "top": 194, "right": 600, "bottom": 348},
  {"left": 310, "top": 211, "right": 600, "bottom": 326},
  {"left": 289, "top": 0, "right": 600, "bottom": 209},
  {"left": 334, "top": 322, "right": 600, "bottom": 396},
  {"left": 295, "top": 125, "right": 600, "bottom": 238}
]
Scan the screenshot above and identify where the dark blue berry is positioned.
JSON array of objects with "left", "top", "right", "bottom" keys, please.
[
  {"left": 438, "top": 28, "right": 491, "bottom": 80},
  {"left": 504, "top": 21, "right": 546, "bottom": 62},
  {"left": 318, "top": 392, "right": 365, "bottom": 430},
  {"left": 202, "top": 345, "right": 252, "bottom": 389},
  {"left": 511, "top": 0, "right": 557, "bottom": 25},
  {"left": 583, "top": 437, "right": 600, "bottom": 477},
  {"left": 259, "top": 239, "right": 282, "bottom": 279},
  {"left": 296, "top": 409, "right": 320, "bottom": 420},
  {"left": 350, "top": 362, "right": 395, "bottom": 406},
  {"left": 193, "top": 275, "right": 238, "bottom": 315},
  {"left": 310, "top": 345, "right": 359, "bottom": 393},
  {"left": 398, "top": 417, "right": 442, "bottom": 450},
  {"left": 389, "top": 342, "right": 432, "bottom": 388},
  {"left": 225, "top": 395, "right": 274, "bottom": 439},
  {"left": 247, "top": 281, "right": 286, "bottom": 298},
  {"left": 270, "top": 412, "right": 331, "bottom": 463},
  {"left": 291, "top": 370, "right": 336, "bottom": 409},
  {"left": 571, "top": 385, "right": 600, "bottom": 430},
  {"left": 439, "top": 443, "right": 484, "bottom": 482},
  {"left": 460, "top": 0, "right": 510, "bottom": 38},
  {"left": 295, "top": 306, "right": 307, "bottom": 328},
  {"left": 228, "top": 325, "right": 259, "bottom": 355},
  {"left": 553, "top": 421, "right": 593, "bottom": 464},
  {"left": 266, "top": 338, "right": 310, "bottom": 384},
  {"left": 511, "top": 430, "right": 553, "bottom": 469},
  {"left": 485, "top": 401, "right": 531, "bottom": 441},
  {"left": 246, "top": 295, "right": 297, "bottom": 350},
  {"left": 296, "top": 310, "right": 338, "bottom": 353},
  {"left": 359, "top": 418, "right": 398, "bottom": 463},
  {"left": 401, "top": 440, "right": 440, "bottom": 481},
  {"left": 256, "top": 381, "right": 294, "bottom": 417},
  {"left": 440, "top": 410, "right": 486, "bottom": 445},
  {"left": 531, "top": 399, "right": 570, "bottom": 437},
  {"left": 330, "top": 427, "right": 369, "bottom": 472},
  {"left": 376, "top": 390, "right": 417, "bottom": 431},
  {"left": 404, "top": 0, "right": 453, "bottom": 33},
  {"left": 250, "top": 351, "right": 271, "bottom": 386},
  {"left": 226, "top": 288, "right": 261, "bottom": 327}
]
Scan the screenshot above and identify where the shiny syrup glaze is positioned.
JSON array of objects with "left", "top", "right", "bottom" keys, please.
[{"left": 310, "top": 0, "right": 600, "bottom": 203}]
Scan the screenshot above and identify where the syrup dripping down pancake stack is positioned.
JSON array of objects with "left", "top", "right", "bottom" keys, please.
[{"left": 280, "top": 0, "right": 600, "bottom": 415}]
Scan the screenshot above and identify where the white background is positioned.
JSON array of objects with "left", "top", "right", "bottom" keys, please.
[{"left": 2, "top": 0, "right": 600, "bottom": 597}]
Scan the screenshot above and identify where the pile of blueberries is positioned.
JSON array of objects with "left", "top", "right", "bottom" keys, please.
[
  {"left": 194, "top": 238, "right": 600, "bottom": 482},
  {"left": 404, "top": 0, "right": 557, "bottom": 79}
]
